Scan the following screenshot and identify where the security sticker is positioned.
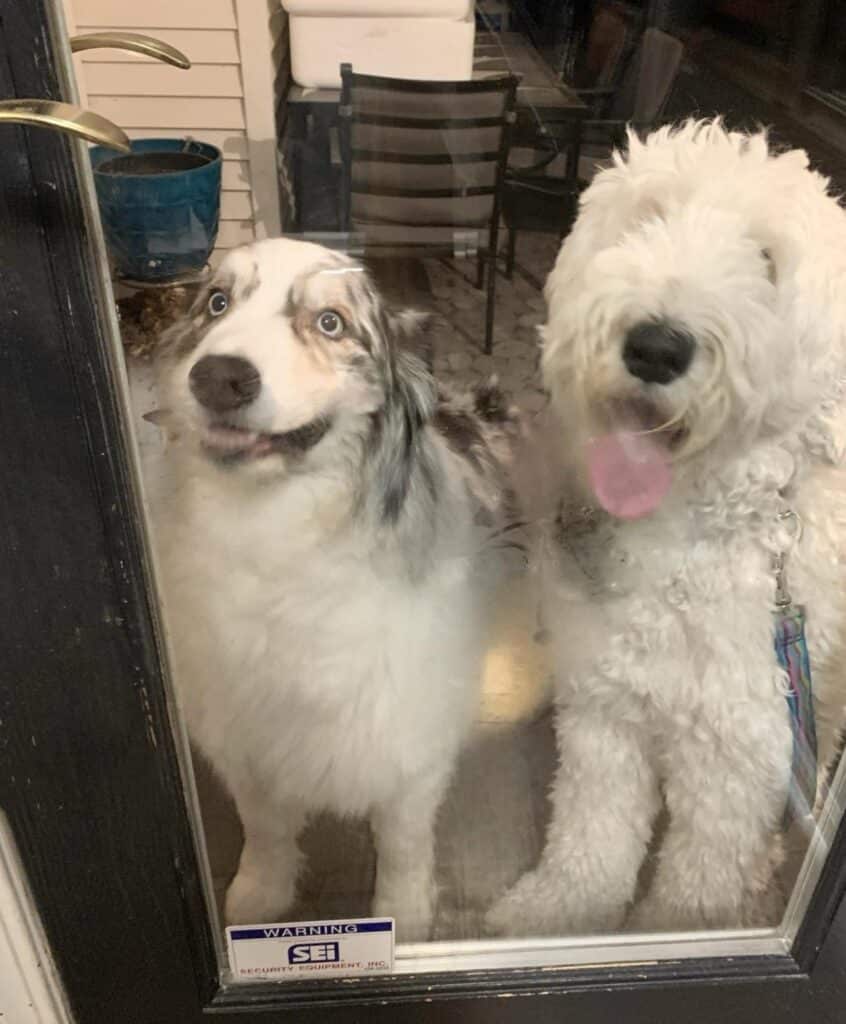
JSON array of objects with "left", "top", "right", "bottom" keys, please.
[{"left": 226, "top": 917, "right": 394, "bottom": 981}]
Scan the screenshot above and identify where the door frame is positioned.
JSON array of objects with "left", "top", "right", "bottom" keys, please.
[{"left": 2, "top": 2, "right": 846, "bottom": 1021}]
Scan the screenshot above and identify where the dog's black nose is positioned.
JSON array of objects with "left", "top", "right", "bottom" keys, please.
[
  {"left": 622, "top": 321, "right": 695, "bottom": 385},
  {"left": 189, "top": 355, "right": 261, "bottom": 412}
]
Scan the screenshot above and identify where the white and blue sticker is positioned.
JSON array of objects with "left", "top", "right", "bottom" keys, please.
[{"left": 226, "top": 917, "right": 394, "bottom": 981}]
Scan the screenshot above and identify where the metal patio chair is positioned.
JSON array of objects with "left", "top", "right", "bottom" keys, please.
[{"left": 338, "top": 64, "right": 518, "bottom": 353}]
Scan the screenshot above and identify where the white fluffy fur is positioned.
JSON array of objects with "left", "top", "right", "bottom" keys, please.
[
  {"left": 149, "top": 239, "right": 505, "bottom": 941},
  {"left": 488, "top": 121, "right": 846, "bottom": 936}
]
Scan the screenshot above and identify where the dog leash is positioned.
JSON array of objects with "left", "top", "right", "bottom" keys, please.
[
  {"left": 544, "top": 497, "right": 819, "bottom": 820},
  {"left": 773, "top": 509, "right": 818, "bottom": 823}
]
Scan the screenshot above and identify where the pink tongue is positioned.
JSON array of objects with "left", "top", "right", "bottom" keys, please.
[{"left": 586, "top": 431, "right": 672, "bottom": 520}]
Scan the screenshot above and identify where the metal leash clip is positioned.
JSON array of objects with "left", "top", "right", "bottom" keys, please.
[{"left": 774, "top": 509, "right": 803, "bottom": 607}]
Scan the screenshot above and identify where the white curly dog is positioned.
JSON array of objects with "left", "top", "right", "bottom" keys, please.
[{"left": 489, "top": 121, "right": 846, "bottom": 936}]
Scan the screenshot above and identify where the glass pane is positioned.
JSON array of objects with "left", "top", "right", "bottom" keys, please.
[{"left": 54, "top": 0, "right": 846, "bottom": 984}]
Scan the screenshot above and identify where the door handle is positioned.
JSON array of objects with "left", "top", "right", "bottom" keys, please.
[
  {"left": 0, "top": 99, "right": 130, "bottom": 151},
  {"left": 70, "top": 32, "right": 191, "bottom": 69}
]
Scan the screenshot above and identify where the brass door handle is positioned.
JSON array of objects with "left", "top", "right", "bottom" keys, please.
[
  {"left": 70, "top": 32, "right": 191, "bottom": 69},
  {"left": 0, "top": 99, "right": 130, "bottom": 151}
]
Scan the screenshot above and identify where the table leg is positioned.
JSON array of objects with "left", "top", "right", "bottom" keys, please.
[
  {"left": 284, "top": 104, "right": 308, "bottom": 233},
  {"left": 566, "top": 121, "right": 583, "bottom": 195}
]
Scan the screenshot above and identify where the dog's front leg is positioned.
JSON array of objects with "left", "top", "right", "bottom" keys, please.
[
  {"left": 629, "top": 700, "right": 792, "bottom": 932},
  {"left": 371, "top": 771, "right": 450, "bottom": 942},
  {"left": 225, "top": 772, "right": 307, "bottom": 925},
  {"left": 486, "top": 705, "right": 661, "bottom": 937}
]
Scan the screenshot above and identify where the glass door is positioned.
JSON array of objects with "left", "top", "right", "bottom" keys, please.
[{"left": 3, "top": 1, "right": 846, "bottom": 1020}]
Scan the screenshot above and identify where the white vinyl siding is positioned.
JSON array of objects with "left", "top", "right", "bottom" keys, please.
[
  {"left": 78, "top": 29, "right": 241, "bottom": 65},
  {"left": 83, "top": 63, "right": 244, "bottom": 98},
  {"left": 72, "top": 0, "right": 237, "bottom": 29},
  {"left": 125, "top": 129, "right": 250, "bottom": 161}
]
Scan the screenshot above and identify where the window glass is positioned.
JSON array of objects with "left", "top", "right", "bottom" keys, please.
[{"left": 66, "top": 0, "right": 846, "bottom": 982}]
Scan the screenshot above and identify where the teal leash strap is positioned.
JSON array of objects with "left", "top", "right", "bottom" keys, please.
[
  {"left": 773, "top": 515, "right": 818, "bottom": 823},
  {"left": 775, "top": 604, "right": 817, "bottom": 821}
]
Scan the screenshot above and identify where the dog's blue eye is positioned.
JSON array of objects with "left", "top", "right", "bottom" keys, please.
[
  {"left": 208, "top": 291, "right": 228, "bottom": 317},
  {"left": 317, "top": 309, "right": 344, "bottom": 339}
]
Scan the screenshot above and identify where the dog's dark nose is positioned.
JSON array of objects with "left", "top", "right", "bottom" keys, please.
[
  {"left": 189, "top": 355, "right": 261, "bottom": 412},
  {"left": 622, "top": 321, "right": 695, "bottom": 385}
]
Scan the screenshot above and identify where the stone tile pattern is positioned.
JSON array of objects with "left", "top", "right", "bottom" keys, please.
[{"left": 423, "top": 232, "right": 561, "bottom": 417}]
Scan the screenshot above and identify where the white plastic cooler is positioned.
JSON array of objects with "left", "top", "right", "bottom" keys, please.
[{"left": 281, "top": 0, "right": 476, "bottom": 88}]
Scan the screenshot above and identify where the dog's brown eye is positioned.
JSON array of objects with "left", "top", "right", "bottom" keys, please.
[
  {"left": 317, "top": 309, "right": 344, "bottom": 339},
  {"left": 208, "top": 290, "right": 229, "bottom": 317}
]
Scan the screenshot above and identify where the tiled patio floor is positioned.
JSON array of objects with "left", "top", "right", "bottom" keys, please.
[{"left": 423, "top": 233, "right": 560, "bottom": 416}]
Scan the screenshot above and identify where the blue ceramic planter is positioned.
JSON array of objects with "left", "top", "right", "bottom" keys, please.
[{"left": 90, "top": 138, "right": 222, "bottom": 282}]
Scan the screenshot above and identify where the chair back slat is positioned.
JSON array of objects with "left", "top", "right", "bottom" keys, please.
[
  {"left": 352, "top": 159, "right": 498, "bottom": 194},
  {"left": 351, "top": 193, "right": 496, "bottom": 227},
  {"left": 339, "top": 65, "right": 517, "bottom": 236},
  {"left": 351, "top": 149, "right": 502, "bottom": 165},
  {"left": 609, "top": 27, "right": 684, "bottom": 123},
  {"left": 351, "top": 123, "right": 505, "bottom": 156},
  {"left": 350, "top": 83, "right": 512, "bottom": 119},
  {"left": 581, "top": 3, "right": 633, "bottom": 89}
]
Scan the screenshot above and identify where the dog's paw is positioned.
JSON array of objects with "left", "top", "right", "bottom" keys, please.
[
  {"left": 485, "top": 871, "right": 566, "bottom": 937},
  {"left": 627, "top": 888, "right": 770, "bottom": 934},
  {"left": 627, "top": 896, "right": 728, "bottom": 934},
  {"left": 224, "top": 868, "right": 296, "bottom": 926},
  {"left": 486, "top": 868, "right": 626, "bottom": 938},
  {"left": 625, "top": 895, "right": 680, "bottom": 934},
  {"left": 373, "top": 877, "right": 435, "bottom": 943}
]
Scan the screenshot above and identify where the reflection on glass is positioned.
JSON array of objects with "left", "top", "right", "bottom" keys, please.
[{"left": 68, "top": 0, "right": 846, "bottom": 979}]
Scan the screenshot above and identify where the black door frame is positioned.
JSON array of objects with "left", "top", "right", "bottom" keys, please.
[{"left": 2, "top": 2, "right": 846, "bottom": 1021}]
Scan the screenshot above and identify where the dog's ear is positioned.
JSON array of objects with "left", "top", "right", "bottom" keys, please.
[
  {"left": 374, "top": 346, "right": 438, "bottom": 524},
  {"left": 386, "top": 308, "right": 438, "bottom": 372},
  {"left": 391, "top": 347, "right": 437, "bottom": 426}
]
